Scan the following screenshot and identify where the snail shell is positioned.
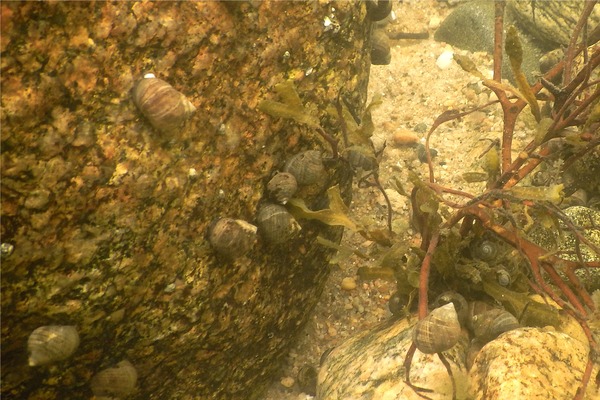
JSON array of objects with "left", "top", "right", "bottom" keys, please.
[
  {"left": 470, "top": 239, "right": 498, "bottom": 262},
  {"left": 366, "top": 0, "right": 392, "bottom": 21},
  {"left": 266, "top": 172, "right": 298, "bottom": 204},
  {"left": 471, "top": 308, "right": 519, "bottom": 343},
  {"left": 208, "top": 218, "right": 257, "bottom": 259},
  {"left": 132, "top": 74, "right": 196, "bottom": 134},
  {"left": 433, "top": 291, "right": 469, "bottom": 327},
  {"left": 91, "top": 360, "right": 138, "bottom": 398},
  {"left": 371, "top": 29, "right": 391, "bottom": 65},
  {"left": 256, "top": 203, "right": 301, "bottom": 244},
  {"left": 297, "top": 365, "right": 317, "bottom": 396},
  {"left": 284, "top": 150, "right": 325, "bottom": 186},
  {"left": 412, "top": 303, "right": 461, "bottom": 354},
  {"left": 27, "top": 325, "right": 80, "bottom": 366},
  {"left": 345, "top": 145, "right": 378, "bottom": 170},
  {"left": 495, "top": 267, "right": 511, "bottom": 286}
]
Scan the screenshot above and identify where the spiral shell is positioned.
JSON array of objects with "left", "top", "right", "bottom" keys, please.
[
  {"left": 267, "top": 172, "right": 298, "bottom": 204},
  {"left": 91, "top": 360, "right": 138, "bottom": 398},
  {"left": 27, "top": 325, "right": 80, "bottom": 366},
  {"left": 132, "top": 74, "right": 196, "bottom": 134},
  {"left": 470, "top": 239, "right": 498, "bottom": 262},
  {"left": 297, "top": 365, "right": 317, "bottom": 396},
  {"left": 471, "top": 308, "right": 519, "bottom": 343},
  {"left": 208, "top": 218, "right": 257, "bottom": 259},
  {"left": 256, "top": 203, "right": 301, "bottom": 244},
  {"left": 371, "top": 29, "right": 391, "bottom": 65},
  {"left": 345, "top": 145, "right": 378, "bottom": 170},
  {"left": 284, "top": 150, "right": 325, "bottom": 186},
  {"left": 412, "top": 303, "right": 461, "bottom": 354},
  {"left": 433, "top": 291, "right": 468, "bottom": 326}
]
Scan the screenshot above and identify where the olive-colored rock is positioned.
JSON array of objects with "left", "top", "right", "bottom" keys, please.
[{"left": 1, "top": 2, "right": 371, "bottom": 399}]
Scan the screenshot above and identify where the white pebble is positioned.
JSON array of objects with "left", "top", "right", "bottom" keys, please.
[
  {"left": 436, "top": 50, "right": 454, "bottom": 70},
  {"left": 428, "top": 16, "right": 441, "bottom": 30}
]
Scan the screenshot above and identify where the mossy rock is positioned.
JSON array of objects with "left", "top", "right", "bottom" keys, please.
[{"left": 0, "top": 2, "right": 371, "bottom": 399}]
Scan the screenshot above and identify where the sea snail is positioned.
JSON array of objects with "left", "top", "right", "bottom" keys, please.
[
  {"left": 208, "top": 218, "right": 257, "bottom": 259},
  {"left": 267, "top": 172, "right": 298, "bottom": 205},
  {"left": 90, "top": 360, "right": 138, "bottom": 398},
  {"left": 256, "top": 203, "right": 301, "bottom": 244},
  {"left": 27, "top": 325, "right": 80, "bottom": 366},
  {"left": 412, "top": 303, "right": 461, "bottom": 354},
  {"left": 132, "top": 73, "right": 196, "bottom": 134},
  {"left": 284, "top": 150, "right": 326, "bottom": 186}
]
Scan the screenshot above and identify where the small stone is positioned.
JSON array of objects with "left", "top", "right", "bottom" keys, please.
[
  {"left": 392, "top": 129, "right": 419, "bottom": 146},
  {"left": 436, "top": 50, "right": 454, "bottom": 70},
  {"left": 280, "top": 376, "right": 295, "bottom": 388},
  {"left": 428, "top": 16, "right": 441, "bottom": 30},
  {"left": 340, "top": 277, "right": 357, "bottom": 291}
]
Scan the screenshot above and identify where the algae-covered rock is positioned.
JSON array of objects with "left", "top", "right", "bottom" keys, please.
[{"left": 1, "top": 2, "right": 371, "bottom": 399}]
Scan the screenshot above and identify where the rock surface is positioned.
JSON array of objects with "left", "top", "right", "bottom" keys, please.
[{"left": 1, "top": 2, "right": 372, "bottom": 399}]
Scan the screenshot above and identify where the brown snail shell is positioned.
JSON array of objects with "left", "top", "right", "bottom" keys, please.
[
  {"left": 132, "top": 73, "right": 196, "bottom": 134},
  {"left": 266, "top": 172, "right": 298, "bottom": 204},
  {"left": 27, "top": 325, "right": 80, "bottom": 366},
  {"left": 371, "top": 29, "right": 391, "bottom": 65},
  {"left": 345, "top": 145, "right": 378, "bottom": 170},
  {"left": 412, "top": 303, "right": 461, "bottom": 354},
  {"left": 208, "top": 218, "right": 257, "bottom": 259},
  {"left": 297, "top": 364, "right": 317, "bottom": 396},
  {"left": 90, "top": 359, "right": 138, "bottom": 398},
  {"left": 284, "top": 150, "right": 325, "bottom": 186},
  {"left": 471, "top": 308, "right": 520, "bottom": 343},
  {"left": 366, "top": 0, "right": 392, "bottom": 21},
  {"left": 256, "top": 203, "right": 301, "bottom": 244}
]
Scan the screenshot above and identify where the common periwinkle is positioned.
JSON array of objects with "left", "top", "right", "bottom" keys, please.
[
  {"left": 470, "top": 238, "right": 499, "bottom": 262},
  {"left": 470, "top": 308, "right": 520, "bottom": 344},
  {"left": 297, "top": 365, "right": 318, "bottom": 396},
  {"left": 412, "top": 303, "right": 461, "bottom": 354},
  {"left": 371, "top": 29, "right": 391, "bottom": 65},
  {"left": 208, "top": 218, "right": 257, "bottom": 259},
  {"left": 132, "top": 73, "right": 196, "bottom": 134},
  {"left": 284, "top": 150, "right": 326, "bottom": 186},
  {"left": 266, "top": 172, "right": 298, "bottom": 204},
  {"left": 90, "top": 360, "right": 138, "bottom": 398},
  {"left": 27, "top": 325, "right": 80, "bottom": 366},
  {"left": 256, "top": 203, "right": 301, "bottom": 244}
]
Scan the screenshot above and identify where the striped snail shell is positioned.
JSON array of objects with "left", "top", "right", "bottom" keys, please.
[
  {"left": 132, "top": 73, "right": 196, "bottom": 134},
  {"left": 471, "top": 308, "right": 519, "bottom": 343},
  {"left": 266, "top": 172, "right": 298, "bottom": 204},
  {"left": 208, "top": 218, "right": 257, "bottom": 259},
  {"left": 27, "top": 325, "right": 80, "bottom": 366},
  {"left": 412, "top": 303, "right": 461, "bottom": 354},
  {"left": 284, "top": 150, "right": 326, "bottom": 186},
  {"left": 91, "top": 360, "right": 138, "bottom": 398},
  {"left": 256, "top": 203, "right": 301, "bottom": 244}
]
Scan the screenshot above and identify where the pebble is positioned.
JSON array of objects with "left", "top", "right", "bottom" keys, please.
[
  {"left": 280, "top": 376, "right": 295, "bottom": 388},
  {"left": 436, "top": 50, "right": 454, "bottom": 70},
  {"left": 340, "top": 277, "right": 357, "bottom": 291},
  {"left": 428, "top": 16, "right": 441, "bottom": 30},
  {"left": 391, "top": 129, "right": 420, "bottom": 146}
]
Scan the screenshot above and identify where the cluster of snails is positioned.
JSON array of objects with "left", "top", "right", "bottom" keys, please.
[
  {"left": 132, "top": 73, "right": 196, "bottom": 135},
  {"left": 208, "top": 149, "right": 329, "bottom": 257},
  {"left": 26, "top": 325, "right": 138, "bottom": 397},
  {"left": 412, "top": 292, "right": 520, "bottom": 357}
]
